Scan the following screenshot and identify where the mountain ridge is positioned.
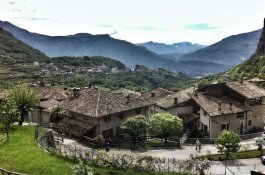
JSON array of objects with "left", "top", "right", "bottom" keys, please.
[{"left": 179, "top": 29, "right": 262, "bottom": 66}]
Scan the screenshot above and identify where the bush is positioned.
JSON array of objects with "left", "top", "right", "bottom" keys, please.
[{"left": 95, "top": 135, "right": 105, "bottom": 148}]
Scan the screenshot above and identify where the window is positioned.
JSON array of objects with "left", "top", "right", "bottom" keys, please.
[
  {"left": 203, "top": 124, "right": 208, "bottom": 133},
  {"left": 136, "top": 108, "right": 141, "bottom": 114},
  {"left": 102, "top": 129, "right": 113, "bottom": 139},
  {"left": 237, "top": 112, "right": 244, "bottom": 118},
  {"left": 103, "top": 116, "right": 111, "bottom": 123},
  {"left": 221, "top": 123, "right": 229, "bottom": 130},
  {"left": 249, "top": 98, "right": 261, "bottom": 106},
  {"left": 117, "top": 113, "right": 124, "bottom": 120},
  {"left": 248, "top": 120, "right": 252, "bottom": 126}
]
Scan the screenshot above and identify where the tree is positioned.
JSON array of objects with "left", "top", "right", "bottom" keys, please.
[
  {"left": 0, "top": 97, "right": 19, "bottom": 141},
  {"left": 216, "top": 130, "right": 241, "bottom": 160},
  {"left": 8, "top": 85, "right": 39, "bottom": 125},
  {"left": 49, "top": 107, "right": 64, "bottom": 123},
  {"left": 121, "top": 115, "right": 149, "bottom": 144},
  {"left": 149, "top": 113, "right": 183, "bottom": 144}
]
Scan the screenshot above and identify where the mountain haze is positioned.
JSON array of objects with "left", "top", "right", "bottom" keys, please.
[
  {"left": 0, "top": 20, "right": 178, "bottom": 70},
  {"left": 137, "top": 41, "right": 205, "bottom": 55},
  {"left": 227, "top": 19, "right": 265, "bottom": 79},
  {"left": 179, "top": 29, "right": 262, "bottom": 66}
]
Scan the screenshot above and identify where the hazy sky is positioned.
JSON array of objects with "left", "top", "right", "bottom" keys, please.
[{"left": 0, "top": 0, "right": 264, "bottom": 44}]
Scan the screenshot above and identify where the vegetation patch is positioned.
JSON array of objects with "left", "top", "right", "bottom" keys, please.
[{"left": 197, "top": 149, "right": 264, "bottom": 161}]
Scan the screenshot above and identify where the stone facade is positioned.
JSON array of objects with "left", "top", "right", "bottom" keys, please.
[{"left": 65, "top": 106, "right": 151, "bottom": 138}]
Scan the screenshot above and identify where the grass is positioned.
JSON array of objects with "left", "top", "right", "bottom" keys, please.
[
  {"left": 146, "top": 139, "right": 180, "bottom": 148},
  {"left": 0, "top": 126, "right": 73, "bottom": 175},
  {"left": 0, "top": 126, "right": 189, "bottom": 175},
  {"left": 197, "top": 149, "right": 264, "bottom": 161}
]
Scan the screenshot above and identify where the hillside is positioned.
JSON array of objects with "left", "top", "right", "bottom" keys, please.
[
  {"left": 50, "top": 56, "right": 126, "bottom": 69},
  {"left": 46, "top": 68, "right": 194, "bottom": 92},
  {"left": 0, "top": 20, "right": 235, "bottom": 77},
  {"left": 227, "top": 19, "right": 265, "bottom": 79},
  {"left": 179, "top": 29, "right": 262, "bottom": 66},
  {"left": 0, "top": 28, "right": 48, "bottom": 66},
  {"left": 137, "top": 41, "right": 205, "bottom": 55},
  {"left": 0, "top": 20, "right": 181, "bottom": 70}
]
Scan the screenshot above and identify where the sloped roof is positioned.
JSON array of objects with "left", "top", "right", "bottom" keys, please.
[
  {"left": 57, "top": 117, "right": 96, "bottom": 137},
  {"left": 61, "top": 88, "right": 153, "bottom": 118},
  {"left": 142, "top": 88, "right": 174, "bottom": 101},
  {"left": 40, "top": 99, "right": 62, "bottom": 112},
  {"left": 225, "top": 82, "right": 265, "bottom": 99},
  {"left": 189, "top": 92, "right": 249, "bottom": 117},
  {"left": 247, "top": 78, "right": 265, "bottom": 83},
  {"left": 37, "top": 87, "right": 68, "bottom": 101},
  {"left": 156, "top": 87, "right": 194, "bottom": 109}
]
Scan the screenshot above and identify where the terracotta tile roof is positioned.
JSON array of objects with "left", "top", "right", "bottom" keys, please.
[
  {"left": 142, "top": 88, "right": 174, "bottom": 101},
  {"left": 225, "top": 82, "right": 265, "bottom": 99},
  {"left": 156, "top": 87, "right": 194, "bottom": 109},
  {"left": 189, "top": 92, "right": 249, "bottom": 117},
  {"left": 61, "top": 88, "right": 153, "bottom": 118},
  {"left": 40, "top": 99, "right": 62, "bottom": 112},
  {"left": 57, "top": 117, "right": 96, "bottom": 136},
  {"left": 247, "top": 78, "right": 265, "bottom": 83},
  {"left": 37, "top": 87, "right": 68, "bottom": 101}
]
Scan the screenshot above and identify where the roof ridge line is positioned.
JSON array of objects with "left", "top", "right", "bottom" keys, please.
[{"left": 95, "top": 91, "right": 101, "bottom": 117}]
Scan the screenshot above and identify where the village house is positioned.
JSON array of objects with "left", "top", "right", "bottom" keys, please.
[
  {"left": 28, "top": 87, "right": 68, "bottom": 124},
  {"left": 188, "top": 81, "right": 265, "bottom": 138},
  {"left": 58, "top": 88, "right": 154, "bottom": 139},
  {"left": 143, "top": 87, "right": 194, "bottom": 121}
]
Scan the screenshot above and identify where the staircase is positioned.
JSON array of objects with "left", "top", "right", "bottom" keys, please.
[{"left": 180, "top": 129, "right": 192, "bottom": 146}]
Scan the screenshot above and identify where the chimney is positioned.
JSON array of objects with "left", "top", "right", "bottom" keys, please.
[
  {"left": 229, "top": 102, "right": 232, "bottom": 109},
  {"left": 174, "top": 97, "right": 178, "bottom": 104},
  {"left": 151, "top": 91, "right": 155, "bottom": 97},
  {"left": 126, "top": 95, "right": 130, "bottom": 103},
  {"left": 240, "top": 77, "right": 244, "bottom": 83},
  {"left": 73, "top": 88, "right": 80, "bottom": 97},
  {"left": 218, "top": 101, "right": 222, "bottom": 111}
]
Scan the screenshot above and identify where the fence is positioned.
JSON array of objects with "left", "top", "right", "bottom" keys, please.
[
  {"left": 37, "top": 135, "right": 211, "bottom": 174},
  {"left": 0, "top": 167, "right": 27, "bottom": 175},
  {"left": 239, "top": 132, "right": 263, "bottom": 140}
]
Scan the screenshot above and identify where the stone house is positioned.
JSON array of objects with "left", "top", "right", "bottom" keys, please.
[
  {"left": 29, "top": 87, "right": 68, "bottom": 124},
  {"left": 189, "top": 81, "right": 265, "bottom": 138},
  {"left": 143, "top": 87, "right": 194, "bottom": 121},
  {"left": 59, "top": 88, "right": 154, "bottom": 138}
]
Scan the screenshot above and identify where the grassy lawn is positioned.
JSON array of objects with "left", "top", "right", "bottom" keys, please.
[
  {"left": 0, "top": 126, "right": 73, "bottom": 175},
  {"left": 197, "top": 149, "right": 264, "bottom": 161},
  {"left": 0, "top": 126, "right": 189, "bottom": 175}
]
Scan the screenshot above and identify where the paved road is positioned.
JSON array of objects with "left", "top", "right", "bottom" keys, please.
[{"left": 210, "top": 158, "right": 265, "bottom": 175}]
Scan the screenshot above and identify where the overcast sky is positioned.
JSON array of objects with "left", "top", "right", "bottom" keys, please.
[{"left": 0, "top": 0, "right": 264, "bottom": 45}]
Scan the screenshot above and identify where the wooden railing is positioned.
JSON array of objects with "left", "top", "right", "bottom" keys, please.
[{"left": 0, "top": 167, "right": 27, "bottom": 175}]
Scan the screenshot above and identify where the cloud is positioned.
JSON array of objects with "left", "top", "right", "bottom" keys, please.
[
  {"left": 110, "top": 29, "right": 118, "bottom": 35},
  {"left": 133, "top": 26, "right": 156, "bottom": 31},
  {"left": 96, "top": 24, "right": 114, "bottom": 28},
  {"left": 184, "top": 23, "right": 221, "bottom": 30},
  {"left": 13, "top": 17, "right": 50, "bottom": 21},
  {"left": 8, "top": 1, "right": 15, "bottom": 5},
  {"left": 12, "top": 9, "right": 22, "bottom": 12}
]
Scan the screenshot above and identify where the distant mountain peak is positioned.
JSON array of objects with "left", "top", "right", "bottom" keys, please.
[{"left": 255, "top": 18, "right": 265, "bottom": 56}]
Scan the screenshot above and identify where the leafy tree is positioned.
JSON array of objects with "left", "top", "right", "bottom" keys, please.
[
  {"left": 0, "top": 97, "right": 19, "bottom": 141},
  {"left": 49, "top": 107, "right": 64, "bottom": 123},
  {"left": 121, "top": 115, "right": 149, "bottom": 144},
  {"left": 149, "top": 113, "right": 183, "bottom": 144},
  {"left": 216, "top": 130, "right": 241, "bottom": 160},
  {"left": 8, "top": 85, "right": 39, "bottom": 125}
]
